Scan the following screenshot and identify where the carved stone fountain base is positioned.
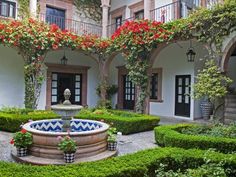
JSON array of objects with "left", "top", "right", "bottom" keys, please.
[{"left": 12, "top": 149, "right": 117, "bottom": 165}]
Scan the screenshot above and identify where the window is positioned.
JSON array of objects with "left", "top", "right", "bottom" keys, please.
[
  {"left": 150, "top": 68, "right": 162, "bottom": 101},
  {"left": 0, "top": 0, "right": 16, "bottom": 18},
  {"left": 46, "top": 6, "right": 65, "bottom": 30},
  {"left": 115, "top": 16, "right": 122, "bottom": 30},
  {"left": 150, "top": 73, "right": 158, "bottom": 99},
  {"left": 134, "top": 10, "right": 144, "bottom": 20}
]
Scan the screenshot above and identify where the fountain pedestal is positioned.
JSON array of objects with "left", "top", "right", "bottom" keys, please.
[{"left": 51, "top": 89, "right": 83, "bottom": 131}]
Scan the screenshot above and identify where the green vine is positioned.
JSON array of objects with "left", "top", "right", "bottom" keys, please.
[
  {"left": 18, "top": 0, "right": 30, "bottom": 18},
  {"left": 74, "top": 0, "right": 102, "bottom": 23}
]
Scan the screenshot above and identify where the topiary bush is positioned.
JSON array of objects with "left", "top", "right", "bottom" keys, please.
[
  {"left": 154, "top": 124, "right": 236, "bottom": 153},
  {"left": 75, "top": 109, "right": 160, "bottom": 134},
  {"left": 0, "top": 109, "right": 59, "bottom": 132},
  {"left": 0, "top": 148, "right": 235, "bottom": 177}
]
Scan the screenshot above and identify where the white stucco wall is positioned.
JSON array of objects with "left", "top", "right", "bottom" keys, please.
[
  {"left": 37, "top": 49, "right": 100, "bottom": 109},
  {"left": 0, "top": 45, "right": 25, "bottom": 108},
  {"left": 150, "top": 41, "right": 208, "bottom": 120}
]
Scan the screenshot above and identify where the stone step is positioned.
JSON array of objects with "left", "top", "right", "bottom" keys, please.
[
  {"left": 225, "top": 107, "right": 236, "bottom": 114},
  {"left": 224, "top": 112, "right": 236, "bottom": 119},
  {"left": 225, "top": 99, "right": 236, "bottom": 104},
  {"left": 225, "top": 103, "right": 236, "bottom": 108}
]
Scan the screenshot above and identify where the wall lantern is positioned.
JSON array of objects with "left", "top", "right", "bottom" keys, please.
[
  {"left": 61, "top": 50, "right": 68, "bottom": 65},
  {"left": 186, "top": 40, "right": 196, "bottom": 62}
]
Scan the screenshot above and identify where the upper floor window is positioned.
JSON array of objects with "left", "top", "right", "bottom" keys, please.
[
  {"left": 134, "top": 10, "right": 144, "bottom": 20},
  {"left": 115, "top": 16, "right": 122, "bottom": 30},
  {"left": 46, "top": 6, "right": 65, "bottom": 30},
  {"left": 0, "top": 0, "right": 16, "bottom": 18}
]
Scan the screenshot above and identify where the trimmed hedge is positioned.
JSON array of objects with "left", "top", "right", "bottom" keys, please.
[
  {"left": 0, "top": 112, "right": 59, "bottom": 132},
  {"left": 0, "top": 148, "right": 235, "bottom": 177},
  {"left": 154, "top": 124, "right": 236, "bottom": 153},
  {"left": 76, "top": 109, "right": 160, "bottom": 134}
]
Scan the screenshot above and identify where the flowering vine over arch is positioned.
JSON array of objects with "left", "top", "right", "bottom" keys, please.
[{"left": 0, "top": 19, "right": 111, "bottom": 109}]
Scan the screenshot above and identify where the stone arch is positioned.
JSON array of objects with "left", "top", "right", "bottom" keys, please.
[{"left": 221, "top": 35, "right": 236, "bottom": 72}]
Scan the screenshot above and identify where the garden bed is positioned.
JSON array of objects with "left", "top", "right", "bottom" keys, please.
[
  {"left": 0, "top": 108, "right": 59, "bottom": 132},
  {"left": 0, "top": 148, "right": 235, "bottom": 177},
  {"left": 75, "top": 109, "right": 160, "bottom": 134},
  {"left": 154, "top": 124, "right": 236, "bottom": 153}
]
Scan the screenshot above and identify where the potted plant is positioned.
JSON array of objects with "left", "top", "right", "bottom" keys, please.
[
  {"left": 58, "top": 136, "right": 77, "bottom": 163},
  {"left": 192, "top": 59, "right": 232, "bottom": 119},
  {"left": 10, "top": 129, "right": 33, "bottom": 157},
  {"left": 107, "top": 127, "right": 118, "bottom": 151}
]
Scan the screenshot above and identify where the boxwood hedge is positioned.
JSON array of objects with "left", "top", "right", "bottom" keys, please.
[
  {"left": 75, "top": 109, "right": 160, "bottom": 134},
  {"left": 0, "top": 148, "right": 235, "bottom": 177},
  {"left": 154, "top": 124, "right": 236, "bottom": 153},
  {"left": 0, "top": 111, "right": 59, "bottom": 132}
]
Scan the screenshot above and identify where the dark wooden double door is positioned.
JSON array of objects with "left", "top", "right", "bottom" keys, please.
[
  {"left": 175, "top": 75, "right": 191, "bottom": 117},
  {"left": 123, "top": 75, "right": 135, "bottom": 110},
  {"left": 51, "top": 73, "right": 82, "bottom": 105}
]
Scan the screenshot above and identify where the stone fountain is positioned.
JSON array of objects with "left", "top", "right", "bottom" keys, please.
[
  {"left": 51, "top": 89, "right": 83, "bottom": 132},
  {"left": 12, "top": 89, "right": 116, "bottom": 165}
]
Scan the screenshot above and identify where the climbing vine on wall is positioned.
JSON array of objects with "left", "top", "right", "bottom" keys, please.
[
  {"left": 18, "top": 0, "right": 30, "bottom": 18},
  {"left": 74, "top": 0, "right": 102, "bottom": 23}
]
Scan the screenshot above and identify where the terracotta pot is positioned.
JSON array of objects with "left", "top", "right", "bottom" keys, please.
[
  {"left": 16, "top": 147, "right": 27, "bottom": 157},
  {"left": 64, "top": 152, "right": 75, "bottom": 163},
  {"left": 107, "top": 141, "right": 117, "bottom": 151}
]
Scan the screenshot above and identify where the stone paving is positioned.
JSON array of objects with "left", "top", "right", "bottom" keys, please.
[{"left": 0, "top": 116, "right": 197, "bottom": 162}]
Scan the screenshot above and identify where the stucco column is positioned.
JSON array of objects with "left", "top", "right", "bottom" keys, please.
[
  {"left": 144, "top": 0, "right": 151, "bottom": 19},
  {"left": 29, "top": 0, "right": 37, "bottom": 18},
  {"left": 101, "top": 0, "right": 110, "bottom": 38}
]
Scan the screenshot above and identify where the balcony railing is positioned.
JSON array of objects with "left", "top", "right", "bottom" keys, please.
[
  {"left": 38, "top": 14, "right": 102, "bottom": 37},
  {"left": 150, "top": 1, "right": 183, "bottom": 22}
]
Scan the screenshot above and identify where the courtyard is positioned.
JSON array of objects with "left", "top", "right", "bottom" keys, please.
[{"left": 0, "top": 0, "right": 236, "bottom": 176}]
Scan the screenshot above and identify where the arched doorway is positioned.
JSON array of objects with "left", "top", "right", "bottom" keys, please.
[{"left": 221, "top": 34, "right": 236, "bottom": 122}]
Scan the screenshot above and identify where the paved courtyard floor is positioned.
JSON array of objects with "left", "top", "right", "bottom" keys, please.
[{"left": 0, "top": 116, "right": 197, "bottom": 162}]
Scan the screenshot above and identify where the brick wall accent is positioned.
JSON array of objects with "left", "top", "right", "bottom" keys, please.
[
  {"left": 45, "top": 63, "right": 89, "bottom": 109},
  {"left": 110, "top": 5, "right": 126, "bottom": 23},
  {"left": 128, "top": 0, "right": 144, "bottom": 17},
  {"left": 39, "top": 0, "right": 73, "bottom": 19}
]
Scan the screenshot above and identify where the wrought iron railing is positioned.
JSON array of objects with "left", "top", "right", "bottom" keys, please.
[
  {"left": 150, "top": 1, "right": 183, "bottom": 22},
  {"left": 39, "top": 14, "right": 102, "bottom": 36}
]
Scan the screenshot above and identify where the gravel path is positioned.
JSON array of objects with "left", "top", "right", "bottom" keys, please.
[
  {"left": 0, "top": 131, "right": 13, "bottom": 162},
  {"left": 0, "top": 117, "right": 195, "bottom": 162}
]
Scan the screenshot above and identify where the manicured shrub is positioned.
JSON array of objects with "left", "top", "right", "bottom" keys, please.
[
  {"left": 154, "top": 124, "right": 236, "bottom": 153},
  {"left": 0, "top": 111, "right": 59, "bottom": 132},
  {"left": 0, "top": 148, "right": 235, "bottom": 177},
  {"left": 76, "top": 109, "right": 160, "bottom": 134}
]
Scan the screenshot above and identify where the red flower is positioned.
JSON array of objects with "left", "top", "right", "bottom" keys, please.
[
  {"left": 21, "top": 129, "right": 27, "bottom": 134},
  {"left": 50, "top": 24, "right": 59, "bottom": 32},
  {"left": 52, "top": 43, "right": 59, "bottom": 50},
  {"left": 10, "top": 139, "right": 14, "bottom": 145}
]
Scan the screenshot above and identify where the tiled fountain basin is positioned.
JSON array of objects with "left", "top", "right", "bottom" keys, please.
[{"left": 21, "top": 119, "right": 109, "bottom": 159}]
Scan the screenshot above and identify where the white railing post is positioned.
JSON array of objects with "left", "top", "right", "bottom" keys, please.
[
  {"left": 29, "top": 0, "right": 37, "bottom": 18},
  {"left": 144, "top": 0, "right": 151, "bottom": 20},
  {"left": 101, "top": 0, "right": 110, "bottom": 38},
  {"left": 181, "top": 1, "right": 188, "bottom": 18}
]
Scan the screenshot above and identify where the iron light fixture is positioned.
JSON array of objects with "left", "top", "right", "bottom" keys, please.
[
  {"left": 186, "top": 40, "right": 196, "bottom": 62},
  {"left": 61, "top": 50, "right": 68, "bottom": 65}
]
